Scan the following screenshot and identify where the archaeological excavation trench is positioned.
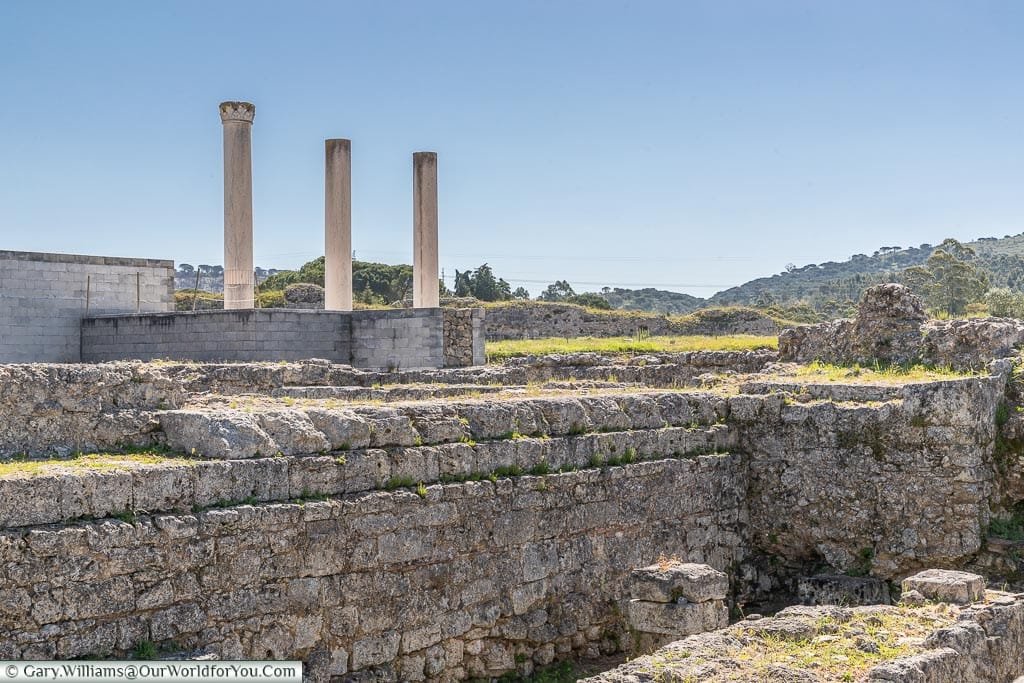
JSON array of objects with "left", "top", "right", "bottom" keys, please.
[{"left": 4, "top": 287, "right": 1024, "bottom": 681}]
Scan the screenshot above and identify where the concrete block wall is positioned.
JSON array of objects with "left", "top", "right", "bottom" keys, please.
[
  {"left": 350, "top": 308, "right": 444, "bottom": 370},
  {"left": 0, "top": 250, "right": 174, "bottom": 362},
  {"left": 81, "top": 308, "right": 452, "bottom": 369},
  {"left": 81, "top": 310, "right": 352, "bottom": 364}
]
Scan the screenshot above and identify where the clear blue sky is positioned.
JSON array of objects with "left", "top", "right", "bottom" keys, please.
[{"left": 1, "top": 1, "right": 1022, "bottom": 297}]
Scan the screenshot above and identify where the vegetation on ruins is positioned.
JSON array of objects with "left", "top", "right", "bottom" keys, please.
[
  {"left": 634, "top": 604, "right": 958, "bottom": 682},
  {"left": 485, "top": 334, "right": 777, "bottom": 361},
  {"left": 790, "top": 360, "right": 975, "bottom": 384},
  {"left": 989, "top": 505, "right": 1024, "bottom": 542},
  {"left": 0, "top": 450, "right": 193, "bottom": 477}
]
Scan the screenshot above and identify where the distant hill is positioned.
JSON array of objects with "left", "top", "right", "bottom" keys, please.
[
  {"left": 173, "top": 231, "right": 1024, "bottom": 318},
  {"left": 701, "top": 233, "right": 1024, "bottom": 312},
  {"left": 599, "top": 287, "right": 704, "bottom": 315}
]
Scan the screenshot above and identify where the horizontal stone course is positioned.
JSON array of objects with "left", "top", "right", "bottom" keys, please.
[
  {"left": 0, "top": 429, "right": 733, "bottom": 528},
  {"left": 157, "top": 392, "right": 733, "bottom": 459}
]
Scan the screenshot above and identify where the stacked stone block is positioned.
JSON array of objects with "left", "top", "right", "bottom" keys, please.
[
  {"left": 627, "top": 562, "right": 729, "bottom": 652},
  {"left": 443, "top": 308, "right": 485, "bottom": 367},
  {"left": 901, "top": 569, "right": 986, "bottom": 605}
]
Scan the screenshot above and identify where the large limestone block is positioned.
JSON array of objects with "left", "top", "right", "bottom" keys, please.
[
  {"left": 159, "top": 410, "right": 276, "bottom": 459},
  {"left": 627, "top": 598, "right": 728, "bottom": 636},
  {"left": 630, "top": 562, "right": 729, "bottom": 603},
  {"left": 901, "top": 569, "right": 986, "bottom": 605}
]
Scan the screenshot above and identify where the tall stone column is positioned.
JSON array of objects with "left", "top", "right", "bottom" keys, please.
[
  {"left": 219, "top": 101, "right": 255, "bottom": 310},
  {"left": 413, "top": 151, "right": 439, "bottom": 308},
  {"left": 325, "top": 139, "right": 352, "bottom": 311}
]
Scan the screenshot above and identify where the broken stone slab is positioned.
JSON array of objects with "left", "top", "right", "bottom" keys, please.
[
  {"left": 797, "top": 575, "right": 891, "bottom": 606},
  {"left": 630, "top": 562, "right": 729, "bottom": 603},
  {"left": 899, "top": 589, "right": 927, "bottom": 606},
  {"left": 627, "top": 598, "right": 728, "bottom": 636},
  {"left": 901, "top": 569, "right": 986, "bottom": 605}
]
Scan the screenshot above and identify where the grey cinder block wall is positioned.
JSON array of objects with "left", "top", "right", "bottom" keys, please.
[
  {"left": 0, "top": 250, "right": 174, "bottom": 363},
  {"left": 81, "top": 307, "right": 485, "bottom": 369}
]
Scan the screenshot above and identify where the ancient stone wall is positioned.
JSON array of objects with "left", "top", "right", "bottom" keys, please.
[
  {"left": 733, "top": 372, "right": 1007, "bottom": 595},
  {"left": 442, "top": 308, "right": 485, "bottom": 367},
  {"left": 0, "top": 250, "right": 175, "bottom": 363},
  {"left": 483, "top": 302, "right": 780, "bottom": 341},
  {"left": 0, "top": 457, "right": 748, "bottom": 682},
  {"left": 0, "top": 363, "right": 183, "bottom": 457},
  {"left": 780, "top": 283, "right": 1024, "bottom": 370},
  {"left": 0, "top": 357, "right": 764, "bottom": 458},
  {"left": 0, "top": 352, "right": 1013, "bottom": 680}
]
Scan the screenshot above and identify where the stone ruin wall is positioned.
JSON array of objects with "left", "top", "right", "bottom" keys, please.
[
  {"left": 780, "top": 282, "right": 1024, "bottom": 370},
  {"left": 737, "top": 372, "right": 1005, "bottom": 588},
  {"left": 0, "top": 459, "right": 747, "bottom": 679},
  {"left": 0, "top": 352, "right": 778, "bottom": 459},
  {"left": 482, "top": 302, "right": 781, "bottom": 341},
  {"left": 441, "top": 308, "right": 485, "bottom": 368},
  {"left": 0, "top": 350, "right": 1014, "bottom": 680},
  {"left": 5, "top": 284, "right": 1024, "bottom": 681},
  {"left": 588, "top": 585, "right": 1024, "bottom": 682}
]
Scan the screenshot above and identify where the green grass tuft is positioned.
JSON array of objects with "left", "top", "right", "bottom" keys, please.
[{"left": 486, "top": 334, "right": 777, "bottom": 362}]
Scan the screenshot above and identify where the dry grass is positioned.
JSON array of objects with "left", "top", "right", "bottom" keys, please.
[
  {"left": 486, "top": 335, "right": 777, "bottom": 362},
  {"left": 637, "top": 603, "right": 958, "bottom": 682},
  {"left": 0, "top": 451, "right": 194, "bottom": 478},
  {"left": 790, "top": 360, "right": 975, "bottom": 384}
]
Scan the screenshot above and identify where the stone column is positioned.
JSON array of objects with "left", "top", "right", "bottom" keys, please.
[
  {"left": 219, "top": 101, "right": 256, "bottom": 310},
  {"left": 413, "top": 151, "right": 439, "bottom": 308},
  {"left": 325, "top": 139, "right": 353, "bottom": 311}
]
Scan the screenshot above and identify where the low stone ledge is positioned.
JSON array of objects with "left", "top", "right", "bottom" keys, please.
[
  {"left": 626, "top": 599, "right": 728, "bottom": 637},
  {"left": 901, "top": 569, "right": 986, "bottom": 605},
  {"left": 630, "top": 562, "right": 729, "bottom": 603},
  {"left": 625, "top": 561, "right": 730, "bottom": 654},
  {"left": 158, "top": 391, "right": 736, "bottom": 459}
]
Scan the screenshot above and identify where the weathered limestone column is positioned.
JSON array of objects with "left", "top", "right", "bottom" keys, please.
[
  {"left": 324, "top": 139, "right": 352, "bottom": 311},
  {"left": 413, "top": 151, "right": 439, "bottom": 308},
  {"left": 219, "top": 101, "right": 256, "bottom": 309}
]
